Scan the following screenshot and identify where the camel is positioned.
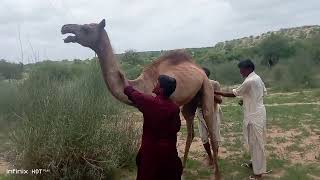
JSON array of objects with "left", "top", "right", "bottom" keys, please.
[{"left": 61, "top": 19, "right": 220, "bottom": 177}]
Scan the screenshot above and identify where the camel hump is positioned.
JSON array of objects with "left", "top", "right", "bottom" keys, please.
[
  {"left": 142, "top": 49, "right": 195, "bottom": 75},
  {"left": 159, "top": 50, "right": 193, "bottom": 65}
]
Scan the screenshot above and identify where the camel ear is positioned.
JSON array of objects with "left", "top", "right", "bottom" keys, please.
[{"left": 99, "top": 19, "right": 106, "bottom": 29}]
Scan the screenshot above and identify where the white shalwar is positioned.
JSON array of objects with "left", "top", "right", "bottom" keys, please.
[
  {"left": 196, "top": 106, "right": 223, "bottom": 145},
  {"left": 196, "top": 80, "right": 223, "bottom": 146},
  {"left": 232, "top": 71, "right": 267, "bottom": 175}
]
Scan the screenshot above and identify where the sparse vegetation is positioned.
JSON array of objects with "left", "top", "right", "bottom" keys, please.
[{"left": 1, "top": 25, "right": 320, "bottom": 179}]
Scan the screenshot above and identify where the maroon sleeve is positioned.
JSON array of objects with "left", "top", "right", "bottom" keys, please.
[{"left": 124, "top": 86, "right": 154, "bottom": 112}]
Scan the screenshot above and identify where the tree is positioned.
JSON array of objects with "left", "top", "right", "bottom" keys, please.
[
  {"left": 257, "top": 34, "right": 293, "bottom": 68},
  {"left": 302, "top": 34, "right": 320, "bottom": 63},
  {"left": 121, "top": 50, "right": 143, "bottom": 65}
]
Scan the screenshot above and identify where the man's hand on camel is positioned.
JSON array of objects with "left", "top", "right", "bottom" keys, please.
[
  {"left": 118, "top": 72, "right": 129, "bottom": 87},
  {"left": 124, "top": 79, "right": 130, "bottom": 87}
]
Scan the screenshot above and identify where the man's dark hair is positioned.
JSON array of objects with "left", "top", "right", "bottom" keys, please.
[
  {"left": 238, "top": 59, "right": 255, "bottom": 70},
  {"left": 158, "top": 75, "right": 177, "bottom": 97},
  {"left": 202, "top": 67, "right": 210, "bottom": 77}
]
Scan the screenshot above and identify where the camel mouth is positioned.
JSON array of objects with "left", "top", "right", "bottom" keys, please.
[
  {"left": 63, "top": 35, "right": 77, "bottom": 43},
  {"left": 61, "top": 25, "right": 78, "bottom": 43}
]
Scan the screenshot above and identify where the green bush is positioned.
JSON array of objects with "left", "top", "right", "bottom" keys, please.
[
  {"left": 9, "top": 61, "right": 140, "bottom": 179},
  {"left": 265, "top": 51, "right": 320, "bottom": 91},
  {"left": 211, "top": 61, "right": 243, "bottom": 85},
  {"left": 121, "top": 50, "right": 144, "bottom": 65},
  {"left": 287, "top": 55, "right": 318, "bottom": 88},
  {"left": 28, "top": 61, "right": 87, "bottom": 82},
  {"left": 0, "top": 60, "right": 24, "bottom": 80},
  {"left": 120, "top": 63, "right": 143, "bottom": 80}
]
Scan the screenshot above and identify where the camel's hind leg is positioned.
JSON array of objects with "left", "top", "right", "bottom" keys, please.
[
  {"left": 181, "top": 97, "right": 199, "bottom": 168},
  {"left": 201, "top": 79, "right": 220, "bottom": 178}
]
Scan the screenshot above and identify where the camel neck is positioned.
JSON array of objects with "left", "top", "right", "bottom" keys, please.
[{"left": 94, "top": 31, "right": 131, "bottom": 105}]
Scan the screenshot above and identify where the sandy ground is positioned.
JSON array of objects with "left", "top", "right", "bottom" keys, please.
[
  {"left": 221, "top": 102, "right": 320, "bottom": 107},
  {"left": 266, "top": 125, "right": 320, "bottom": 164},
  {"left": 267, "top": 91, "right": 313, "bottom": 96},
  {"left": 176, "top": 119, "right": 320, "bottom": 179},
  {"left": 1, "top": 99, "right": 319, "bottom": 178},
  {"left": 177, "top": 118, "right": 320, "bottom": 164}
]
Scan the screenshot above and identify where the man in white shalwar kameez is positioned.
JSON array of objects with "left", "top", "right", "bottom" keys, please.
[
  {"left": 196, "top": 68, "right": 223, "bottom": 165},
  {"left": 215, "top": 59, "right": 267, "bottom": 179}
]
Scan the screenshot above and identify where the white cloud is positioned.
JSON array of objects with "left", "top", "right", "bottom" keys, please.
[{"left": 1, "top": 0, "right": 320, "bottom": 63}]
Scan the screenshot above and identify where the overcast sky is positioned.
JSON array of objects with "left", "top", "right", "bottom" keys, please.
[{"left": 1, "top": 0, "right": 320, "bottom": 63}]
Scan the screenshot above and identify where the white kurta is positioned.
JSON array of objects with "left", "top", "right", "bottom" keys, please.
[
  {"left": 232, "top": 71, "right": 267, "bottom": 175},
  {"left": 196, "top": 80, "right": 223, "bottom": 145}
]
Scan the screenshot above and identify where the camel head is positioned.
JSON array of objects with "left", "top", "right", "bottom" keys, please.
[{"left": 61, "top": 19, "right": 106, "bottom": 49}]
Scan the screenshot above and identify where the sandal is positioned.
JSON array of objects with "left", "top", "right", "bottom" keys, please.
[{"left": 241, "top": 162, "right": 253, "bottom": 169}]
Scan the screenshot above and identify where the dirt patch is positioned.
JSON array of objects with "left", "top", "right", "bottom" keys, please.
[
  {"left": 267, "top": 91, "right": 313, "bottom": 96},
  {"left": 267, "top": 127, "right": 301, "bottom": 138},
  {"left": 0, "top": 157, "right": 10, "bottom": 174},
  {"left": 266, "top": 102, "right": 320, "bottom": 106},
  {"left": 177, "top": 129, "right": 243, "bottom": 162},
  {"left": 180, "top": 117, "right": 187, "bottom": 126},
  {"left": 267, "top": 126, "right": 320, "bottom": 164},
  {"left": 177, "top": 123, "right": 320, "bottom": 165},
  {"left": 177, "top": 136, "right": 204, "bottom": 160}
]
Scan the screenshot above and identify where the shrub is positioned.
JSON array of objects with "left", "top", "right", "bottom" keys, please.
[
  {"left": 211, "top": 61, "right": 243, "bottom": 85},
  {"left": 9, "top": 61, "right": 140, "bottom": 179}
]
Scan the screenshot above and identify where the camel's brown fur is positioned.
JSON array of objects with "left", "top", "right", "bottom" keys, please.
[{"left": 61, "top": 19, "right": 220, "bottom": 178}]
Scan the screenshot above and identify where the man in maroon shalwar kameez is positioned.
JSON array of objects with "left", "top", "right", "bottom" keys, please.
[{"left": 124, "top": 75, "right": 183, "bottom": 180}]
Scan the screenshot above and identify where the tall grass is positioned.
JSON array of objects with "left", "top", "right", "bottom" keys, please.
[
  {"left": 0, "top": 81, "right": 18, "bottom": 133},
  {"left": 6, "top": 61, "right": 140, "bottom": 179}
]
